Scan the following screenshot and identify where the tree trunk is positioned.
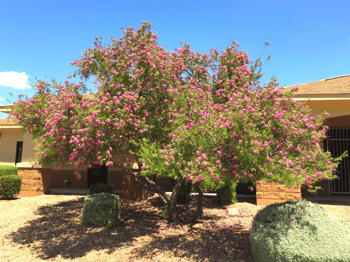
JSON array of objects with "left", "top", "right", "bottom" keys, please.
[
  {"left": 112, "top": 160, "right": 170, "bottom": 204},
  {"left": 167, "top": 175, "right": 185, "bottom": 223},
  {"left": 173, "top": 181, "right": 204, "bottom": 224},
  {"left": 113, "top": 160, "right": 204, "bottom": 224}
]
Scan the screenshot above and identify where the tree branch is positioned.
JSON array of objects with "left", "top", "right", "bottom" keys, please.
[
  {"left": 173, "top": 181, "right": 204, "bottom": 224},
  {"left": 112, "top": 160, "right": 170, "bottom": 204}
]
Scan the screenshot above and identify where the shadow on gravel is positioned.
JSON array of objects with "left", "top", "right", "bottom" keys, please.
[{"left": 4, "top": 195, "right": 255, "bottom": 261}]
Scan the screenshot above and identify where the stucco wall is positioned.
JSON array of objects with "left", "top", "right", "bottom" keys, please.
[
  {"left": 0, "top": 128, "right": 50, "bottom": 168},
  {"left": 0, "top": 128, "right": 24, "bottom": 164}
]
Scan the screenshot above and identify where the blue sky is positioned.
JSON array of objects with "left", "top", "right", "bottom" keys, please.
[{"left": 1, "top": 0, "right": 349, "bottom": 119}]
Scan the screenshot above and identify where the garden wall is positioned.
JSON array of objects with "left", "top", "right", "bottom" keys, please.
[
  {"left": 256, "top": 137, "right": 332, "bottom": 205},
  {"left": 256, "top": 179, "right": 302, "bottom": 206},
  {"left": 16, "top": 168, "right": 52, "bottom": 197},
  {"left": 14, "top": 167, "right": 166, "bottom": 200},
  {"left": 122, "top": 171, "right": 154, "bottom": 201},
  {"left": 50, "top": 169, "right": 124, "bottom": 190}
]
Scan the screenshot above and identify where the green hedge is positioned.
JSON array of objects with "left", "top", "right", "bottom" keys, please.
[{"left": 0, "top": 165, "right": 21, "bottom": 199}]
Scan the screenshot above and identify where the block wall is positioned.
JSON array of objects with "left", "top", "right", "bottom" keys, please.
[
  {"left": 122, "top": 170, "right": 154, "bottom": 201},
  {"left": 256, "top": 136, "right": 337, "bottom": 204},
  {"left": 14, "top": 167, "right": 175, "bottom": 200},
  {"left": 256, "top": 179, "right": 302, "bottom": 206},
  {"left": 50, "top": 169, "right": 124, "bottom": 190},
  {"left": 107, "top": 170, "right": 124, "bottom": 190},
  {"left": 155, "top": 177, "right": 172, "bottom": 191},
  {"left": 50, "top": 169, "right": 87, "bottom": 188},
  {"left": 16, "top": 168, "right": 52, "bottom": 197}
]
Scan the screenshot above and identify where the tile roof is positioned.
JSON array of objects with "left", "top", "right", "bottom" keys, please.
[
  {"left": 0, "top": 117, "right": 17, "bottom": 125},
  {"left": 278, "top": 74, "right": 350, "bottom": 96}
]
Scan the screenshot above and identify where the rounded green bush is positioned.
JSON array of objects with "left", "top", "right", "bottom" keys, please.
[
  {"left": 250, "top": 199, "right": 350, "bottom": 262},
  {"left": 0, "top": 175, "right": 22, "bottom": 199},
  {"left": 81, "top": 192, "right": 122, "bottom": 228},
  {"left": 88, "top": 182, "right": 114, "bottom": 196},
  {"left": 216, "top": 179, "right": 237, "bottom": 206}
]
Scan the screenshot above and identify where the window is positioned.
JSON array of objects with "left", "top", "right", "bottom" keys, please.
[{"left": 15, "top": 141, "right": 23, "bottom": 164}]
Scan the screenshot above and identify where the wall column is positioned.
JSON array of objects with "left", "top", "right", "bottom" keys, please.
[
  {"left": 16, "top": 168, "right": 52, "bottom": 197},
  {"left": 256, "top": 179, "right": 302, "bottom": 206}
]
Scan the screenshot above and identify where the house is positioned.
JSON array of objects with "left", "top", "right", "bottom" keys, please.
[
  {"left": 257, "top": 74, "right": 350, "bottom": 205},
  {"left": 1, "top": 75, "right": 349, "bottom": 204}
]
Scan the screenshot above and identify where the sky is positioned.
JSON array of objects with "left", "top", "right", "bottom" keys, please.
[{"left": 1, "top": 0, "right": 350, "bottom": 119}]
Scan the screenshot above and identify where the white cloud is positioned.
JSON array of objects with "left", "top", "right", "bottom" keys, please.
[
  {"left": 0, "top": 71, "right": 29, "bottom": 89},
  {"left": 0, "top": 97, "right": 7, "bottom": 106}
]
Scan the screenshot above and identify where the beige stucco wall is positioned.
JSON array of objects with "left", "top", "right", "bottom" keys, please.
[
  {"left": 0, "top": 127, "right": 25, "bottom": 164},
  {"left": 0, "top": 127, "right": 140, "bottom": 171},
  {"left": 301, "top": 99, "right": 350, "bottom": 120}
]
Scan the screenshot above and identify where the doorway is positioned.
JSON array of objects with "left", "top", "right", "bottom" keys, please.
[
  {"left": 87, "top": 164, "right": 108, "bottom": 189},
  {"left": 15, "top": 141, "right": 23, "bottom": 164}
]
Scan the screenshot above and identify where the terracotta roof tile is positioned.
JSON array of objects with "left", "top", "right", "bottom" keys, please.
[{"left": 0, "top": 117, "right": 17, "bottom": 125}]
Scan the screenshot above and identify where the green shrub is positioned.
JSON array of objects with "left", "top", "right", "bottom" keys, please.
[
  {"left": 169, "top": 177, "right": 192, "bottom": 204},
  {"left": 0, "top": 165, "right": 18, "bottom": 177},
  {"left": 216, "top": 179, "right": 237, "bottom": 206},
  {"left": 250, "top": 199, "right": 350, "bottom": 262},
  {"left": 81, "top": 192, "right": 122, "bottom": 229},
  {"left": 88, "top": 181, "right": 114, "bottom": 195},
  {"left": 161, "top": 203, "right": 174, "bottom": 223},
  {"left": 0, "top": 175, "right": 22, "bottom": 199}
]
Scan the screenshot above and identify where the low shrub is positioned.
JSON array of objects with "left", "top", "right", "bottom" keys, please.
[
  {"left": 250, "top": 199, "right": 350, "bottom": 262},
  {"left": 88, "top": 181, "right": 114, "bottom": 195},
  {"left": 81, "top": 192, "right": 122, "bottom": 229},
  {"left": 0, "top": 175, "right": 22, "bottom": 199},
  {"left": 0, "top": 165, "right": 18, "bottom": 177},
  {"left": 216, "top": 179, "right": 237, "bottom": 206}
]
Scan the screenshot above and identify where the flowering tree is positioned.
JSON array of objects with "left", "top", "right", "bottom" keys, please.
[{"left": 7, "top": 21, "right": 347, "bottom": 224}]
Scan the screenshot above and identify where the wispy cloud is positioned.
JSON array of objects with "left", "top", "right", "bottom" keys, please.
[
  {"left": 0, "top": 97, "right": 7, "bottom": 106},
  {"left": 0, "top": 71, "right": 29, "bottom": 89}
]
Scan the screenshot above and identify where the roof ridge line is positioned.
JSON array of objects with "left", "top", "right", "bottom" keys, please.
[
  {"left": 324, "top": 73, "right": 350, "bottom": 81},
  {"left": 282, "top": 73, "right": 350, "bottom": 89}
]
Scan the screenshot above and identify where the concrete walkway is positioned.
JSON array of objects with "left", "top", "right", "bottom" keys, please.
[{"left": 182, "top": 192, "right": 350, "bottom": 205}]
